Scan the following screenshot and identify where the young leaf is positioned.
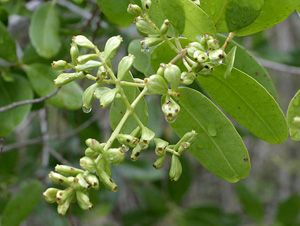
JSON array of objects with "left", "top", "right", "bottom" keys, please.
[
  {"left": 200, "top": 0, "right": 263, "bottom": 33},
  {"left": 1, "top": 180, "right": 43, "bottom": 226},
  {"left": 0, "top": 21, "right": 17, "bottom": 62},
  {"left": 29, "top": 2, "right": 61, "bottom": 59},
  {"left": 217, "top": 34, "right": 277, "bottom": 98},
  {"left": 171, "top": 87, "right": 250, "bottom": 183},
  {"left": 236, "top": 184, "right": 264, "bottom": 222},
  {"left": 235, "top": 0, "right": 300, "bottom": 36},
  {"left": 0, "top": 75, "right": 33, "bottom": 137},
  {"left": 25, "top": 64, "right": 83, "bottom": 110},
  {"left": 224, "top": 46, "right": 237, "bottom": 79},
  {"left": 197, "top": 65, "right": 288, "bottom": 144},
  {"left": 286, "top": 89, "right": 300, "bottom": 141},
  {"left": 160, "top": 0, "right": 216, "bottom": 40},
  {"left": 110, "top": 71, "right": 148, "bottom": 134}
]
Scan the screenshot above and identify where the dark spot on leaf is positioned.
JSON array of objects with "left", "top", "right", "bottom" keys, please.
[
  {"left": 243, "top": 158, "right": 248, "bottom": 162},
  {"left": 255, "top": 72, "right": 259, "bottom": 76}
]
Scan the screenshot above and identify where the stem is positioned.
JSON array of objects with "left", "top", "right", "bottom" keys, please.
[
  {"left": 170, "top": 49, "right": 187, "bottom": 64},
  {"left": 182, "top": 57, "right": 192, "bottom": 71},
  {"left": 221, "top": 32, "right": 235, "bottom": 51},
  {"left": 102, "top": 80, "right": 145, "bottom": 88},
  {"left": 85, "top": 74, "right": 97, "bottom": 81},
  {"left": 165, "top": 147, "right": 180, "bottom": 156},
  {"left": 174, "top": 37, "right": 183, "bottom": 51}
]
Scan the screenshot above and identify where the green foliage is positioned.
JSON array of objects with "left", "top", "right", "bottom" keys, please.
[
  {"left": 0, "top": 21, "right": 17, "bottom": 62},
  {"left": 287, "top": 89, "right": 300, "bottom": 141}
]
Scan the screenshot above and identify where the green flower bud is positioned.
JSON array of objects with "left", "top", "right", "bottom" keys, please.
[
  {"left": 161, "top": 96, "right": 180, "bottom": 123},
  {"left": 94, "top": 86, "right": 110, "bottom": 99},
  {"left": 75, "top": 173, "right": 90, "bottom": 189},
  {"left": 99, "top": 88, "right": 119, "bottom": 108},
  {"left": 43, "top": 188, "right": 60, "bottom": 203},
  {"left": 77, "top": 54, "right": 98, "bottom": 64},
  {"left": 96, "top": 157, "right": 112, "bottom": 176},
  {"left": 200, "top": 62, "right": 214, "bottom": 75},
  {"left": 181, "top": 71, "right": 196, "bottom": 85},
  {"left": 134, "top": 16, "right": 157, "bottom": 35},
  {"left": 187, "top": 46, "right": 198, "bottom": 58},
  {"left": 139, "top": 126, "right": 155, "bottom": 149},
  {"left": 80, "top": 156, "right": 96, "bottom": 172},
  {"left": 121, "top": 144, "right": 130, "bottom": 152},
  {"left": 56, "top": 187, "right": 74, "bottom": 205},
  {"left": 76, "top": 190, "right": 93, "bottom": 210},
  {"left": 189, "top": 42, "right": 206, "bottom": 52},
  {"left": 157, "top": 64, "right": 166, "bottom": 76},
  {"left": 131, "top": 144, "right": 143, "bottom": 161},
  {"left": 82, "top": 83, "right": 99, "bottom": 113},
  {"left": 191, "top": 62, "right": 204, "bottom": 73},
  {"left": 194, "top": 50, "right": 208, "bottom": 63},
  {"left": 104, "top": 148, "right": 125, "bottom": 165},
  {"left": 84, "top": 174, "right": 99, "bottom": 190},
  {"left": 154, "top": 138, "right": 168, "bottom": 155},
  {"left": 97, "top": 170, "right": 118, "bottom": 192},
  {"left": 54, "top": 71, "right": 84, "bottom": 87},
  {"left": 104, "top": 35, "right": 123, "bottom": 61},
  {"left": 127, "top": 3, "right": 142, "bottom": 16},
  {"left": 117, "top": 54, "right": 135, "bottom": 81},
  {"left": 85, "top": 138, "right": 104, "bottom": 154},
  {"left": 72, "top": 35, "right": 94, "bottom": 49},
  {"left": 117, "top": 134, "right": 139, "bottom": 148},
  {"left": 141, "top": 37, "right": 163, "bottom": 49},
  {"left": 207, "top": 39, "right": 220, "bottom": 50},
  {"left": 145, "top": 74, "right": 168, "bottom": 95},
  {"left": 55, "top": 165, "right": 84, "bottom": 177},
  {"left": 51, "top": 60, "right": 72, "bottom": 71},
  {"left": 75, "top": 60, "right": 102, "bottom": 72},
  {"left": 160, "top": 19, "right": 170, "bottom": 35},
  {"left": 49, "top": 171, "right": 68, "bottom": 185},
  {"left": 169, "top": 154, "right": 182, "bottom": 182},
  {"left": 164, "top": 64, "right": 181, "bottom": 91},
  {"left": 85, "top": 148, "right": 98, "bottom": 159},
  {"left": 57, "top": 198, "right": 71, "bottom": 216},
  {"left": 70, "top": 43, "right": 79, "bottom": 66},
  {"left": 181, "top": 130, "right": 197, "bottom": 144},
  {"left": 178, "top": 141, "right": 190, "bottom": 155},
  {"left": 143, "top": 0, "right": 151, "bottom": 11},
  {"left": 153, "top": 153, "right": 166, "bottom": 169},
  {"left": 209, "top": 49, "right": 225, "bottom": 63},
  {"left": 96, "top": 66, "right": 107, "bottom": 81}
]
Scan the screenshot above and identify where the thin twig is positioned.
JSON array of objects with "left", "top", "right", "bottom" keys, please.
[
  {"left": 257, "top": 57, "right": 300, "bottom": 75},
  {"left": 49, "top": 147, "right": 71, "bottom": 165},
  {"left": 80, "top": 7, "right": 100, "bottom": 34},
  {"left": 39, "top": 109, "right": 50, "bottom": 167},
  {"left": 221, "top": 32, "right": 235, "bottom": 51},
  {"left": 0, "top": 138, "right": 4, "bottom": 154},
  {"left": 0, "top": 88, "right": 60, "bottom": 113},
  {"left": 170, "top": 49, "right": 187, "bottom": 64}
]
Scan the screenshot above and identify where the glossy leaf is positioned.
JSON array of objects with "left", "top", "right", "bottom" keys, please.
[
  {"left": 218, "top": 34, "right": 277, "bottom": 97},
  {"left": 1, "top": 180, "right": 43, "bottom": 226},
  {"left": 287, "top": 89, "right": 300, "bottom": 141},
  {"left": 96, "top": 0, "right": 140, "bottom": 27},
  {"left": 235, "top": 0, "right": 300, "bottom": 36},
  {"left": 236, "top": 184, "right": 264, "bottom": 222},
  {"left": 25, "top": 64, "right": 83, "bottom": 110},
  {"left": 200, "top": 0, "right": 263, "bottom": 33},
  {"left": 171, "top": 87, "right": 250, "bottom": 183},
  {"left": 0, "top": 75, "right": 33, "bottom": 137},
  {"left": 29, "top": 2, "right": 61, "bottom": 58},
  {"left": 128, "top": 39, "right": 154, "bottom": 77},
  {"left": 197, "top": 65, "right": 287, "bottom": 144},
  {"left": 110, "top": 72, "right": 148, "bottom": 134},
  {"left": 0, "top": 21, "right": 17, "bottom": 62},
  {"left": 160, "top": 0, "right": 216, "bottom": 40}
]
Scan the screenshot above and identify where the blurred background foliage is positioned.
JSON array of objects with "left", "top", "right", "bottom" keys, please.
[{"left": 0, "top": 0, "right": 300, "bottom": 226}]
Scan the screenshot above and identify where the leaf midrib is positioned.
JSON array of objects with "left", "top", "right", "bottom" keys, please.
[{"left": 214, "top": 0, "right": 229, "bottom": 27}]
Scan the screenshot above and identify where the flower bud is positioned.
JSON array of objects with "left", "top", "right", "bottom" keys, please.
[
  {"left": 97, "top": 170, "right": 118, "bottom": 192},
  {"left": 141, "top": 37, "right": 163, "bottom": 49},
  {"left": 99, "top": 88, "right": 119, "bottom": 108},
  {"left": 121, "top": 144, "right": 130, "bottom": 152},
  {"left": 131, "top": 144, "right": 143, "bottom": 161},
  {"left": 143, "top": 0, "right": 151, "bottom": 11},
  {"left": 51, "top": 60, "right": 72, "bottom": 71},
  {"left": 104, "top": 35, "right": 123, "bottom": 61},
  {"left": 75, "top": 60, "right": 102, "bottom": 72},
  {"left": 153, "top": 138, "right": 168, "bottom": 155},
  {"left": 73, "top": 35, "right": 94, "bottom": 49},
  {"left": 55, "top": 165, "right": 84, "bottom": 177},
  {"left": 153, "top": 153, "right": 166, "bottom": 169},
  {"left": 117, "top": 134, "right": 139, "bottom": 148},
  {"left": 207, "top": 39, "right": 219, "bottom": 50},
  {"left": 181, "top": 71, "right": 196, "bottom": 85},
  {"left": 77, "top": 54, "right": 98, "bottom": 64},
  {"left": 57, "top": 198, "right": 71, "bottom": 216},
  {"left": 127, "top": 3, "right": 142, "bottom": 16},
  {"left": 164, "top": 64, "right": 181, "bottom": 91},
  {"left": 209, "top": 49, "right": 225, "bottom": 63},
  {"left": 75, "top": 173, "right": 90, "bottom": 189},
  {"left": 104, "top": 148, "right": 125, "bottom": 165},
  {"left": 84, "top": 174, "right": 99, "bottom": 190},
  {"left": 70, "top": 43, "right": 79, "bottom": 66},
  {"left": 160, "top": 19, "right": 170, "bottom": 35},
  {"left": 43, "top": 188, "right": 60, "bottom": 203},
  {"left": 80, "top": 156, "right": 96, "bottom": 172},
  {"left": 194, "top": 50, "right": 208, "bottom": 63},
  {"left": 161, "top": 96, "right": 180, "bottom": 123},
  {"left": 191, "top": 62, "right": 204, "bottom": 73},
  {"left": 85, "top": 138, "right": 104, "bottom": 153},
  {"left": 49, "top": 171, "right": 68, "bottom": 185},
  {"left": 134, "top": 16, "right": 157, "bottom": 35},
  {"left": 96, "top": 157, "right": 112, "bottom": 176},
  {"left": 169, "top": 154, "right": 182, "bottom": 182},
  {"left": 201, "top": 62, "right": 214, "bottom": 75},
  {"left": 178, "top": 141, "right": 190, "bottom": 155},
  {"left": 117, "top": 54, "right": 135, "bottom": 81},
  {"left": 82, "top": 83, "right": 99, "bottom": 113},
  {"left": 189, "top": 42, "right": 206, "bottom": 52},
  {"left": 56, "top": 187, "right": 74, "bottom": 204},
  {"left": 96, "top": 66, "right": 107, "bottom": 81},
  {"left": 145, "top": 74, "right": 168, "bottom": 95},
  {"left": 187, "top": 46, "right": 198, "bottom": 58},
  {"left": 85, "top": 147, "right": 98, "bottom": 158},
  {"left": 157, "top": 64, "right": 166, "bottom": 76},
  {"left": 54, "top": 72, "right": 84, "bottom": 86},
  {"left": 76, "top": 190, "right": 93, "bottom": 210},
  {"left": 139, "top": 126, "right": 155, "bottom": 149}
]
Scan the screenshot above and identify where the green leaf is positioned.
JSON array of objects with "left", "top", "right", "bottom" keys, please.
[
  {"left": 0, "top": 6, "right": 9, "bottom": 26},
  {"left": 96, "top": 0, "right": 140, "bottom": 27},
  {"left": 287, "top": 89, "right": 300, "bottom": 141},
  {"left": 236, "top": 184, "right": 264, "bottom": 222},
  {"left": 200, "top": 0, "right": 263, "bottom": 33},
  {"left": 224, "top": 46, "right": 236, "bottom": 79},
  {"left": 197, "top": 65, "right": 287, "bottom": 144},
  {"left": 0, "top": 21, "right": 17, "bottom": 62},
  {"left": 110, "top": 71, "right": 148, "bottom": 134},
  {"left": 160, "top": 0, "right": 216, "bottom": 40},
  {"left": 171, "top": 87, "right": 250, "bottom": 183},
  {"left": 217, "top": 34, "right": 277, "bottom": 98},
  {"left": 0, "top": 75, "right": 33, "bottom": 137},
  {"left": 128, "top": 39, "right": 154, "bottom": 77},
  {"left": 274, "top": 194, "right": 300, "bottom": 226},
  {"left": 1, "top": 180, "right": 43, "bottom": 226},
  {"left": 25, "top": 64, "right": 83, "bottom": 110},
  {"left": 29, "top": 2, "right": 61, "bottom": 59},
  {"left": 235, "top": 0, "right": 300, "bottom": 36}
]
